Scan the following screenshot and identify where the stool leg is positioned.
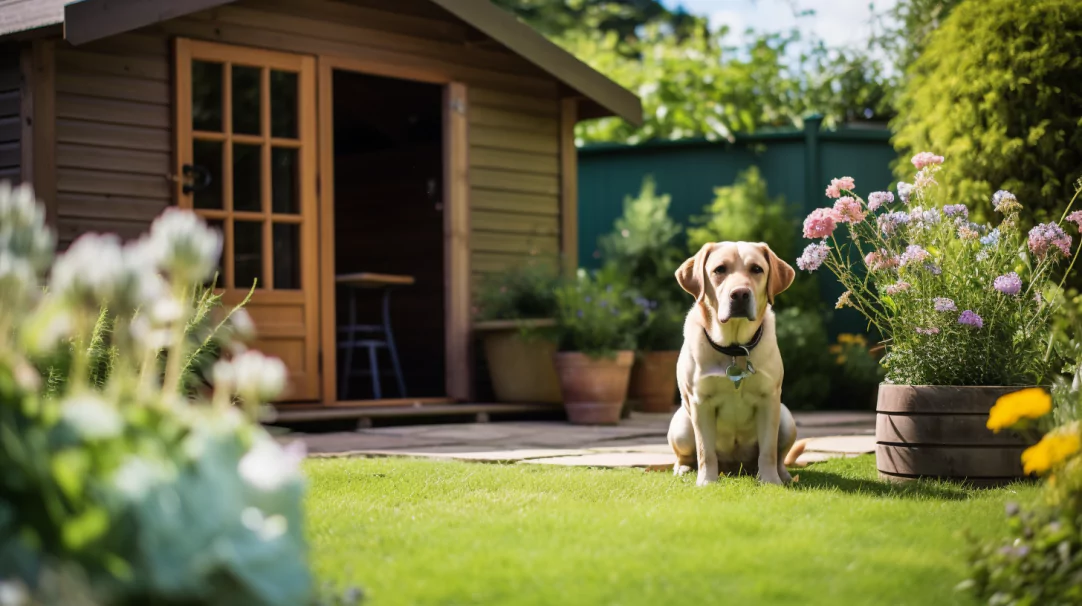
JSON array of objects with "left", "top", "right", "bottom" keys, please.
[
  {"left": 340, "top": 288, "right": 357, "bottom": 400},
  {"left": 368, "top": 344, "right": 382, "bottom": 400},
  {"left": 382, "top": 287, "right": 407, "bottom": 397}
]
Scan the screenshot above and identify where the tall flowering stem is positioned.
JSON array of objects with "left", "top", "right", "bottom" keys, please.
[{"left": 796, "top": 154, "right": 1080, "bottom": 386}]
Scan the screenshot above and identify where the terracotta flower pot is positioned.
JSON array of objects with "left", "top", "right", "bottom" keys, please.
[
  {"left": 553, "top": 351, "right": 634, "bottom": 425},
  {"left": 475, "top": 319, "right": 561, "bottom": 404},
  {"left": 628, "top": 350, "right": 680, "bottom": 413},
  {"left": 875, "top": 384, "right": 1037, "bottom": 487}
]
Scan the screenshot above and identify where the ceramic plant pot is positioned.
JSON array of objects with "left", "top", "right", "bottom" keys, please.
[
  {"left": 474, "top": 319, "right": 561, "bottom": 404},
  {"left": 553, "top": 351, "right": 634, "bottom": 425},
  {"left": 628, "top": 350, "right": 680, "bottom": 413},
  {"left": 875, "top": 384, "right": 1036, "bottom": 487}
]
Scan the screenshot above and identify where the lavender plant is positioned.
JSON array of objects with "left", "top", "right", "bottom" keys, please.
[
  {"left": 0, "top": 183, "right": 320, "bottom": 605},
  {"left": 795, "top": 154, "right": 1081, "bottom": 386}
]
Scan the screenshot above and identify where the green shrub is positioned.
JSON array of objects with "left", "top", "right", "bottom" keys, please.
[
  {"left": 687, "top": 167, "right": 820, "bottom": 310},
  {"left": 473, "top": 260, "right": 563, "bottom": 322},
  {"left": 891, "top": 0, "right": 1082, "bottom": 225},
  {"left": 554, "top": 267, "right": 643, "bottom": 357}
]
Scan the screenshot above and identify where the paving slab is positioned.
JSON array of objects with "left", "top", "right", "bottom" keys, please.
[
  {"left": 521, "top": 452, "right": 678, "bottom": 468},
  {"left": 802, "top": 435, "right": 876, "bottom": 454},
  {"left": 587, "top": 444, "right": 674, "bottom": 454}
]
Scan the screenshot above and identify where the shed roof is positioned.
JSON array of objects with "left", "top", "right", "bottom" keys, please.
[{"left": 0, "top": 0, "right": 642, "bottom": 125}]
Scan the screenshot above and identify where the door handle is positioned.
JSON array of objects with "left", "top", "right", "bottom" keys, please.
[{"left": 182, "top": 163, "right": 212, "bottom": 194}]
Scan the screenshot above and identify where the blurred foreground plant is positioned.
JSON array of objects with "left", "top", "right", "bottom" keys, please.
[{"left": 0, "top": 182, "right": 325, "bottom": 605}]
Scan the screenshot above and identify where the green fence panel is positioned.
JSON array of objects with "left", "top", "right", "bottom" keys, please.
[{"left": 577, "top": 120, "right": 895, "bottom": 336}]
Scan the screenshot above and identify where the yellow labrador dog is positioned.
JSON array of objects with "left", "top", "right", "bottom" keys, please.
[{"left": 667, "top": 241, "right": 800, "bottom": 486}]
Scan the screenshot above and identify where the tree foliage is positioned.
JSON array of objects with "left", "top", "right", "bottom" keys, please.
[
  {"left": 891, "top": 0, "right": 1082, "bottom": 223},
  {"left": 489, "top": 0, "right": 703, "bottom": 50}
]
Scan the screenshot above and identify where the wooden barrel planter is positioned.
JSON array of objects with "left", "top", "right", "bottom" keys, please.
[{"left": 876, "top": 385, "right": 1036, "bottom": 487}]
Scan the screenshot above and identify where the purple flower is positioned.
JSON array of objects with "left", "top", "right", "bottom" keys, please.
[
  {"left": 1028, "top": 222, "right": 1072, "bottom": 260},
  {"left": 897, "top": 182, "right": 913, "bottom": 204},
  {"left": 576, "top": 310, "right": 584, "bottom": 318},
  {"left": 797, "top": 242, "right": 831, "bottom": 272},
  {"left": 1067, "top": 210, "right": 1082, "bottom": 230},
  {"left": 910, "top": 207, "right": 941, "bottom": 229},
  {"left": 943, "top": 204, "right": 968, "bottom": 218},
  {"left": 934, "top": 297, "right": 956, "bottom": 312},
  {"left": 958, "top": 310, "right": 983, "bottom": 329},
  {"left": 993, "top": 272, "right": 1022, "bottom": 296},
  {"left": 915, "top": 327, "right": 940, "bottom": 335},
  {"left": 980, "top": 228, "right": 1000, "bottom": 247},
  {"left": 900, "top": 244, "right": 930, "bottom": 266},
  {"left": 993, "top": 190, "right": 1020, "bottom": 213},
  {"left": 878, "top": 211, "right": 911, "bottom": 235},
  {"left": 868, "top": 191, "right": 893, "bottom": 211},
  {"left": 923, "top": 263, "right": 942, "bottom": 275}
]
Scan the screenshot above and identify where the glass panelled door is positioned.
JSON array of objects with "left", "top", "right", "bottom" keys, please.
[{"left": 175, "top": 39, "right": 320, "bottom": 401}]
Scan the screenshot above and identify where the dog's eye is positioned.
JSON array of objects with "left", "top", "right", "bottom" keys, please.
[
  {"left": 750, "top": 265, "right": 764, "bottom": 274},
  {"left": 713, "top": 265, "right": 727, "bottom": 275}
]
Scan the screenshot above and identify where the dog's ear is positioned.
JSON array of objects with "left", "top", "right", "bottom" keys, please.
[
  {"left": 676, "top": 243, "right": 713, "bottom": 302},
  {"left": 759, "top": 243, "right": 795, "bottom": 305}
]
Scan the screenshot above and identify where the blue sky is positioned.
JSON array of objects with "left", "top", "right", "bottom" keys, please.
[{"left": 665, "top": 0, "right": 896, "bottom": 48}]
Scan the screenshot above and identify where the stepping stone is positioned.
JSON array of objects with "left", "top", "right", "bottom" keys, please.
[
  {"left": 587, "top": 444, "right": 673, "bottom": 454},
  {"left": 802, "top": 435, "right": 876, "bottom": 454},
  {"left": 521, "top": 452, "right": 677, "bottom": 468},
  {"left": 444, "top": 449, "right": 592, "bottom": 462}
]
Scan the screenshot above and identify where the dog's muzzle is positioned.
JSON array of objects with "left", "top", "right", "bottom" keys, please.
[{"left": 726, "top": 287, "right": 754, "bottom": 319}]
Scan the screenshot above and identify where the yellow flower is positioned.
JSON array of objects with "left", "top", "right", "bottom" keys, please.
[
  {"left": 987, "top": 388, "right": 1052, "bottom": 433},
  {"left": 1022, "top": 431, "right": 1081, "bottom": 475}
]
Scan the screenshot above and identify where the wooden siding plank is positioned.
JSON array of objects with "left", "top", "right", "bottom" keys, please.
[
  {"left": 471, "top": 167, "right": 559, "bottom": 196},
  {"left": 559, "top": 98, "right": 578, "bottom": 275},
  {"left": 56, "top": 49, "right": 169, "bottom": 81},
  {"left": 469, "top": 146, "right": 558, "bottom": 175},
  {"left": 57, "top": 217, "right": 149, "bottom": 245},
  {"left": 18, "top": 45, "right": 31, "bottom": 185},
  {"left": 192, "top": 5, "right": 534, "bottom": 76},
  {"left": 157, "top": 19, "right": 557, "bottom": 97},
  {"left": 254, "top": 0, "right": 468, "bottom": 42},
  {"left": 444, "top": 81, "right": 471, "bottom": 401},
  {"left": 76, "top": 33, "right": 170, "bottom": 58},
  {"left": 57, "top": 143, "right": 169, "bottom": 175},
  {"left": 57, "top": 193, "right": 168, "bottom": 222},
  {"left": 58, "top": 167, "right": 171, "bottom": 200},
  {"left": 0, "top": 91, "right": 19, "bottom": 116},
  {"left": 56, "top": 119, "right": 170, "bottom": 152},
  {"left": 0, "top": 116, "right": 17, "bottom": 142},
  {"left": 0, "top": 141, "right": 18, "bottom": 168},
  {"left": 469, "top": 105, "right": 558, "bottom": 133},
  {"left": 472, "top": 232, "right": 558, "bottom": 255},
  {"left": 56, "top": 93, "right": 170, "bottom": 128},
  {"left": 30, "top": 39, "right": 56, "bottom": 227},
  {"left": 56, "top": 73, "right": 169, "bottom": 105},
  {"left": 471, "top": 209, "right": 559, "bottom": 236},
  {"left": 470, "top": 125, "right": 558, "bottom": 154},
  {"left": 471, "top": 188, "right": 558, "bottom": 216},
  {"left": 469, "top": 87, "right": 559, "bottom": 116},
  {"left": 471, "top": 251, "right": 539, "bottom": 274}
]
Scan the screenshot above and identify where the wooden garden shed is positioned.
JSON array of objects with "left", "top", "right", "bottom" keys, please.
[{"left": 0, "top": 0, "right": 642, "bottom": 415}]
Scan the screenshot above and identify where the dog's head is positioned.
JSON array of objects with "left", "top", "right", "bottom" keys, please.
[{"left": 675, "top": 242, "right": 794, "bottom": 325}]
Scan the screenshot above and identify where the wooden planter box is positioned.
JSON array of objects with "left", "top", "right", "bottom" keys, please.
[
  {"left": 875, "top": 384, "right": 1036, "bottom": 487},
  {"left": 474, "top": 319, "right": 561, "bottom": 405}
]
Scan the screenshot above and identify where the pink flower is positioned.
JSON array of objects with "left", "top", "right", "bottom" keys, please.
[
  {"left": 825, "top": 176, "right": 856, "bottom": 199},
  {"left": 911, "top": 152, "right": 944, "bottom": 170},
  {"left": 803, "top": 208, "right": 839, "bottom": 239},
  {"left": 957, "top": 225, "right": 980, "bottom": 242},
  {"left": 832, "top": 196, "right": 865, "bottom": 224},
  {"left": 993, "top": 272, "right": 1022, "bottom": 296},
  {"left": 884, "top": 281, "right": 911, "bottom": 296},
  {"left": 864, "top": 250, "right": 900, "bottom": 272},
  {"left": 797, "top": 242, "right": 831, "bottom": 272},
  {"left": 915, "top": 327, "right": 940, "bottom": 336},
  {"left": 1067, "top": 210, "right": 1082, "bottom": 230},
  {"left": 1028, "top": 223, "right": 1072, "bottom": 260},
  {"left": 900, "top": 245, "right": 930, "bottom": 266},
  {"left": 868, "top": 191, "right": 893, "bottom": 211}
]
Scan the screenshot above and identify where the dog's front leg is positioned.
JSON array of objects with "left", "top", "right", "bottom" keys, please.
[
  {"left": 755, "top": 391, "right": 784, "bottom": 486},
  {"left": 692, "top": 400, "right": 719, "bottom": 487}
]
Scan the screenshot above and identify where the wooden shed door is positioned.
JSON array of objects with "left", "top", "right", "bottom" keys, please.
[{"left": 174, "top": 40, "right": 320, "bottom": 401}]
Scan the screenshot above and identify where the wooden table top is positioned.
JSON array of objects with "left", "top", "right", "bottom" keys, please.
[{"left": 335, "top": 272, "right": 416, "bottom": 288}]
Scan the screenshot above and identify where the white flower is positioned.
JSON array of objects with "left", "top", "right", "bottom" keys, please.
[
  {"left": 0, "top": 578, "right": 29, "bottom": 606},
  {"left": 229, "top": 309, "right": 256, "bottom": 342},
  {"left": 129, "top": 315, "right": 173, "bottom": 354},
  {"left": 238, "top": 436, "right": 305, "bottom": 493},
  {"left": 49, "top": 233, "right": 125, "bottom": 307},
  {"left": 112, "top": 456, "right": 174, "bottom": 499},
  {"left": 150, "top": 296, "right": 183, "bottom": 325},
  {"left": 146, "top": 208, "right": 222, "bottom": 285},
  {"left": 229, "top": 350, "right": 287, "bottom": 403},
  {"left": 22, "top": 303, "right": 72, "bottom": 355},
  {"left": 241, "top": 506, "right": 289, "bottom": 541},
  {"left": 0, "top": 182, "right": 54, "bottom": 272},
  {"left": 60, "top": 394, "right": 122, "bottom": 440}
]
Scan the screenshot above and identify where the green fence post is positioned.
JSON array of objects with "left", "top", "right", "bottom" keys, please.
[{"left": 803, "top": 114, "right": 823, "bottom": 214}]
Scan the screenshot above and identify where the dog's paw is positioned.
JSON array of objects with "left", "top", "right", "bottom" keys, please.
[
  {"left": 757, "top": 470, "right": 785, "bottom": 486},
  {"left": 695, "top": 471, "right": 718, "bottom": 487},
  {"left": 673, "top": 463, "right": 693, "bottom": 477},
  {"left": 778, "top": 466, "right": 793, "bottom": 485}
]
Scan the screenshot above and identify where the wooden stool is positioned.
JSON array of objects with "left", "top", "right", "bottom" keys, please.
[{"left": 336, "top": 272, "right": 414, "bottom": 400}]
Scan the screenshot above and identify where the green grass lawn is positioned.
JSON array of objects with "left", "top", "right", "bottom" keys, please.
[{"left": 305, "top": 455, "right": 1034, "bottom": 606}]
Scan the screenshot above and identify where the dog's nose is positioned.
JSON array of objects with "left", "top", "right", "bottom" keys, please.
[{"left": 730, "top": 287, "right": 751, "bottom": 302}]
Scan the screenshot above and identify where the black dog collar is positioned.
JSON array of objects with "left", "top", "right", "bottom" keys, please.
[{"left": 702, "top": 324, "right": 764, "bottom": 357}]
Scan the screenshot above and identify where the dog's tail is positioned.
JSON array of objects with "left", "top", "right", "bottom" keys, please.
[{"left": 783, "top": 438, "right": 810, "bottom": 467}]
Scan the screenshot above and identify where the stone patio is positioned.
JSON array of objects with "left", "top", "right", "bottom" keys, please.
[{"left": 287, "top": 410, "right": 876, "bottom": 469}]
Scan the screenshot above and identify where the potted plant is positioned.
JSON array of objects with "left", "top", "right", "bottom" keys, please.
[
  {"left": 597, "top": 177, "right": 686, "bottom": 414},
  {"left": 552, "top": 267, "right": 641, "bottom": 425},
  {"left": 473, "top": 261, "right": 563, "bottom": 404},
  {"left": 797, "top": 152, "right": 1082, "bottom": 484}
]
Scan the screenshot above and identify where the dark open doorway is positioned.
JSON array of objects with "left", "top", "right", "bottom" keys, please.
[{"left": 332, "top": 69, "right": 445, "bottom": 400}]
